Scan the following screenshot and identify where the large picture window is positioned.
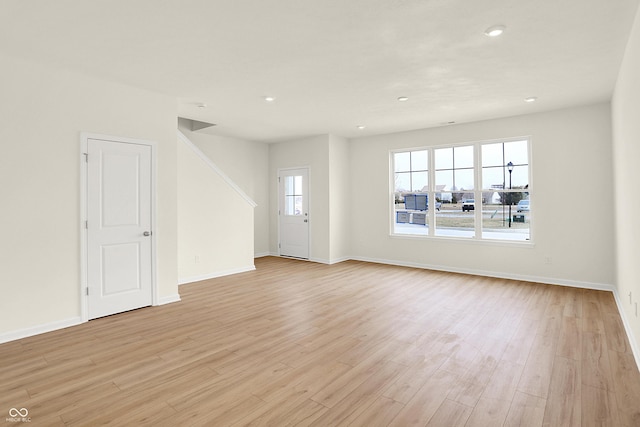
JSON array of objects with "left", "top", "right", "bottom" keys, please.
[{"left": 392, "top": 138, "right": 531, "bottom": 242}]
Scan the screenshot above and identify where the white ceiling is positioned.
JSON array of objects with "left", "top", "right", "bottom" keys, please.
[{"left": 1, "top": 0, "right": 638, "bottom": 142}]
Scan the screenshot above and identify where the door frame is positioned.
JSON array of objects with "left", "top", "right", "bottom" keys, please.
[
  {"left": 79, "top": 132, "right": 158, "bottom": 322},
  {"left": 277, "top": 166, "right": 311, "bottom": 259}
]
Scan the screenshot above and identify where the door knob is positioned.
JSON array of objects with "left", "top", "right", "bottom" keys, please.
[{"left": 143, "top": 231, "right": 152, "bottom": 236}]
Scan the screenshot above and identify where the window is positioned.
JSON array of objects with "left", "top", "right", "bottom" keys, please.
[
  {"left": 435, "top": 145, "right": 475, "bottom": 237},
  {"left": 394, "top": 150, "right": 429, "bottom": 228},
  {"left": 394, "top": 150, "right": 428, "bottom": 193},
  {"left": 481, "top": 140, "right": 530, "bottom": 240},
  {"left": 284, "top": 175, "right": 303, "bottom": 216},
  {"left": 391, "top": 138, "right": 531, "bottom": 242}
]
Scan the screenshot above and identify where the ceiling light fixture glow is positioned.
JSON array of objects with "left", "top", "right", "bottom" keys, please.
[
  {"left": 357, "top": 125, "right": 366, "bottom": 130},
  {"left": 264, "top": 96, "right": 276, "bottom": 102},
  {"left": 397, "top": 96, "right": 409, "bottom": 102},
  {"left": 524, "top": 96, "right": 538, "bottom": 103},
  {"left": 484, "top": 25, "right": 506, "bottom": 37}
]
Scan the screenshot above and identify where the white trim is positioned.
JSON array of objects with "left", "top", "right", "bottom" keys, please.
[
  {"left": 274, "top": 255, "right": 348, "bottom": 265},
  {"left": 80, "top": 143, "right": 88, "bottom": 321},
  {"left": 150, "top": 141, "right": 159, "bottom": 307},
  {"left": 156, "top": 294, "right": 182, "bottom": 306},
  {"left": 349, "top": 255, "right": 616, "bottom": 292},
  {"left": 177, "top": 130, "right": 257, "bottom": 208},
  {"left": 254, "top": 252, "right": 272, "bottom": 258},
  {"left": 328, "top": 256, "right": 351, "bottom": 265},
  {"left": 178, "top": 265, "right": 256, "bottom": 285},
  {"left": 612, "top": 290, "right": 640, "bottom": 370},
  {"left": 308, "top": 256, "right": 351, "bottom": 265},
  {"left": 80, "top": 132, "right": 159, "bottom": 321},
  {"left": 269, "top": 253, "right": 615, "bottom": 291},
  {"left": 0, "top": 317, "right": 82, "bottom": 345},
  {"left": 389, "top": 232, "right": 535, "bottom": 248}
]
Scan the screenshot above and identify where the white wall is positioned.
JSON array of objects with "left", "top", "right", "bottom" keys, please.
[
  {"left": 177, "top": 136, "right": 255, "bottom": 282},
  {"left": 177, "top": 123, "right": 269, "bottom": 256},
  {"left": 612, "top": 4, "right": 640, "bottom": 358},
  {"left": 0, "top": 55, "right": 178, "bottom": 338},
  {"left": 349, "top": 103, "right": 615, "bottom": 288},
  {"left": 329, "top": 135, "right": 351, "bottom": 262},
  {"left": 269, "top": 135, "right": 331, "bottom": 262}
]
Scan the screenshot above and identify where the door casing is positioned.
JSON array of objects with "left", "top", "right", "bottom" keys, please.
[{"left": 80, "top": 132, "right": 158, "bottom": 322}]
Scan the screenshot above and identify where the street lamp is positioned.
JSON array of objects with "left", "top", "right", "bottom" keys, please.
[{"left": 507, "top": 161, "right": 514, "bottom": 228}]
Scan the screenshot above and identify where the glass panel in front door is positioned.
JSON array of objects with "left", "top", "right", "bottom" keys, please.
[{"left": 284, "top": 175, "right": 303, "bottom": 216}]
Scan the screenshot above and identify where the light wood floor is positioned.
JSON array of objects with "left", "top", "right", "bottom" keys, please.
[{"left": 2, "top": 257, "right": 640, "bottom": 426}]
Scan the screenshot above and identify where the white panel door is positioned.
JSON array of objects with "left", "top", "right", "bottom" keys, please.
[
  {"left": 87, "top": 138, "right": 153, "bottom": 319},
  {"left": 279, "top": 168, "right": 309, "bottom": 259}
]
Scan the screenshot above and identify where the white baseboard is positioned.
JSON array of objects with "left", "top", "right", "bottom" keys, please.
[
  {"left": 0, "top": 316, "right": 83, "bottom": 345},
  {"left": 1, "top": 296, "right": 182, "bottom": 344},
  {"left": 156, "top": 294, "right": 181, "bottom": 306},
  {"left": 612, "top": 290, "right": 640, "bottom": 370},
  {"left": 178, "top": 265, "right": 256, "bottom": 285},
  {"left": 349, "top": 255, "right": 616, "bottom": 292},
  {"left": 259, "top": 253, "right": 342, "bottom": 262},
  {"left": 254, "top": 252, "right": 272, "bottom": 258},
  {"left": 309, "top": 256, "right": 351, "bottom": 265}
]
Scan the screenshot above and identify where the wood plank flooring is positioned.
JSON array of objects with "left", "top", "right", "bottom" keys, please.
[{"left": 1, "top": 256, "right": 639, "bottom": 426}]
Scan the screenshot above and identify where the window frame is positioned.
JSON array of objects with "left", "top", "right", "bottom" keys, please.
[{"left": 390, "top": 136, "right": 533, "bottom": 244}]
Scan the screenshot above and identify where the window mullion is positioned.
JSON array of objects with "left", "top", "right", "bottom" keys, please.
[
  {"left": 428, "top": 148, "right": 435, "bottom": 236},
  {"left": 474, "top": 143, "right": 481, "bottom": 239}
]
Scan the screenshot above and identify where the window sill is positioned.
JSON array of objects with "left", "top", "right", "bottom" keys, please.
[{"left": 389, "top": 232, "right": 535, "bottom": 248}]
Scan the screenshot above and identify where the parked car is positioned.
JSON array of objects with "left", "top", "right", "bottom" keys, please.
[
  {"left": 462, "top": 199, "right": 475, "bottom": 212},
  {"left": 517, "top": 200, "right": 530, "bottom": 212}
]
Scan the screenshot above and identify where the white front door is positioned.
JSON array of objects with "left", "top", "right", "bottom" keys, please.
[
  {"left": 279, "top": 168, "right": 309, "bottom": 259},
  {"left": 86, "top": 137, "right": 154, "bottom": 319}
]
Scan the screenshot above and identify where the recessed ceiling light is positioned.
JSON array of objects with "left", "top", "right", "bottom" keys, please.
[
  {"left": 197, "top": 103, "right": 207, "bottom": 108},
  {"left": 484, "top": 25, "right": 506, "bottom": 37},
  {"left": 263, "top": 96, "right": 276, "bottom": 102},
  {"left": 524, "top": 96, "right": 538, "bottom": 103},
  {"left": 356, "top": 125, "right": 366, "bottom": 130},
  {"left": 397, "top": 96, "right": 409, "bottom": 102}
]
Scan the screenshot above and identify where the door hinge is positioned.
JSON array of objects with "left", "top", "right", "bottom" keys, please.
[
  {"left": 83, "top": 153, "right": 88, "bottom": 162},
  {"left": 86, "top": 288, "right": 89, "bottom": 296},
  {"left": 85, "top": 220, "right": 88, "bottom": 229},
  {"left": 279, "top": 243, "right": 281, "bottom": 248}
]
